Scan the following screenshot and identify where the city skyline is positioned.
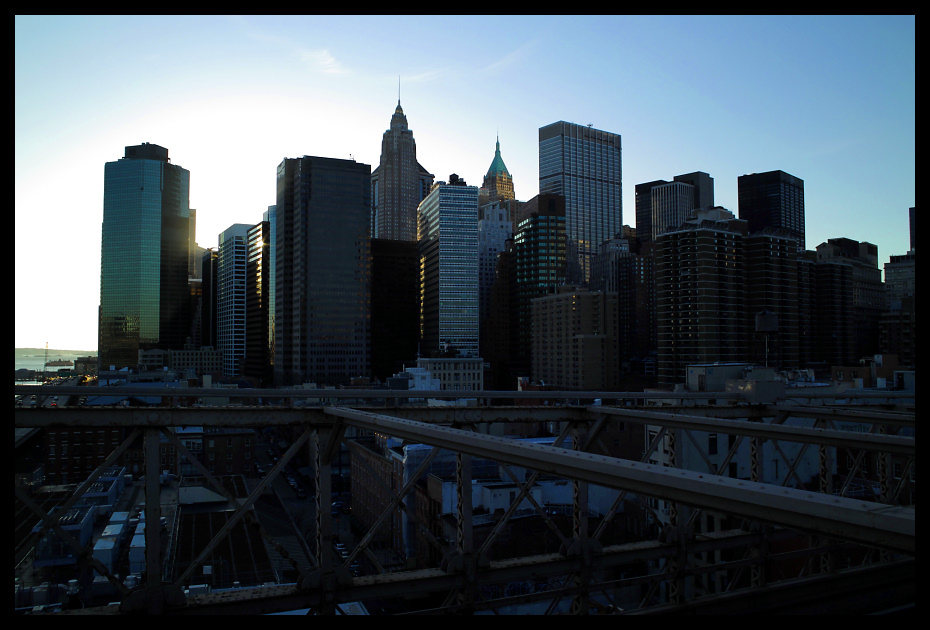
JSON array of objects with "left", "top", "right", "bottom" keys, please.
[{"left": 15, "top": 15, "right": 915, "bottom": 351}]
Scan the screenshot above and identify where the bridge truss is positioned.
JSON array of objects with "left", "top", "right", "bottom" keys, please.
[{"left": 14, "top": 387, "right": 915, "bottom": 614}]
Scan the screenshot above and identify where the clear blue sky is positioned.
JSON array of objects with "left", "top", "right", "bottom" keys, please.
[{"left": 15, "top": 15, "right": 915, "bottom": 351}]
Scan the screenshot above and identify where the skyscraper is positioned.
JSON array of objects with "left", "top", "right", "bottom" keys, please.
[
  {"left": 642, "top": 171, "right": 714, "bottom": 240},
  {"left": 513, "top": 193, "right": 566, "bottom": 378},
  {"left": 274, "top": 156, "right": 371, "bottom": 386},
  {"left": 418, "top": 175, "right": 479, "bottom": 358},
  {"left": 738, "top": 170, "right": 805, "bottom": 250},
  {"left": 477, "top": 201, "right": 513, "bottom": 331},
  {"left": 673, "top": 171, "right": 714, "bottom": 211},
  {"left": 371, "top": 100, "right": 434, "bottom": 241},
  {"left": 99, "top": 143, "right": 192, "bottom": 370},
  {"left": 217, "top": 224, "right": 251, "bottom": 378},
  {"left": 243, "top": 215, "right": 273, "bottom": 387},
  {"left": 634, "top": 179, "right": 668, "bottom": 245},
  {"left": 539, "top": 121, "right": 622, "bottom": 285},
  {"left": 531, "top": 286, "right": 619, "bottom": 391},
  {"left": 651, "top": 180, "right": 697, "bottom": 240},
  {"left": 370, "top": 237, "right": 420, "bottom": 381},
  {"left": 481, "top": 136, "right": 515, "bottom": 203},
  {"left": 656, "top": 208, "right": 748, "bottom": 386}
]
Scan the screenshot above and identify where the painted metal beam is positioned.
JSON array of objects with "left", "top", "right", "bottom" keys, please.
[
  {"left": 323, "top": 407, "right": 915, "bottom": 554},
  {"left": 593, "top": 407, "right": 915, "bottom": 455}
]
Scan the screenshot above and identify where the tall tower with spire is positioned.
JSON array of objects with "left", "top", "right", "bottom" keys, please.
[
  {"left": 482, "top": 136, "right": 515, "bottom": 204},
  {"left": 370, "top": 97, "right": 434, "bottom": 241}
]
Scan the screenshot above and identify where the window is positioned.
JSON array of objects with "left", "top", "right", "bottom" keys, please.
[{"left": 708, "top": 434, "right": 718, "bottom": 455}]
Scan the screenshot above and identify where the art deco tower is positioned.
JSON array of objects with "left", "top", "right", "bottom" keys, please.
[
  {"left": 482, "top": 136, "right": 515, "bottom": 203},
  {"left": 371, "top": 100, "right": 434, "bottom": 241}
]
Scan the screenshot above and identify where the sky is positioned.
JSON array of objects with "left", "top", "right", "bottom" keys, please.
[{"left": 15, "top": 15, "right": 915, "bottom": 352}]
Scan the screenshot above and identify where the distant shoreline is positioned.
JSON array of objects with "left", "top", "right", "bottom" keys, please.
[{"left": 15, "top": 348, "right": 97, "bottom": 355}]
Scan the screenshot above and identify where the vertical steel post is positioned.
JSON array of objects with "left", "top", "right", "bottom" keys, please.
[
  {"left": 666, "top": 426, "right": 685, "bottom": 605},
  {"left": 144, "top": 426, "right": 163, "bottom": 614},
  {"left": 313, "top": 428, "right": 337, "bottom": 614},
  {"left": 455, "top": 451, "right": 475, "bottom": 609},
  {"left": 569, "top": 424, "right": 590, "bottom": 614}
]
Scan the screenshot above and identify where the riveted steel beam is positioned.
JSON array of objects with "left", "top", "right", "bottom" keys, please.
[
  {"left": 324, "top": 407, "right": 915, "bottom": 554},
  {"left": 594, "top": 407, "right": 915, "bottom": 456}
]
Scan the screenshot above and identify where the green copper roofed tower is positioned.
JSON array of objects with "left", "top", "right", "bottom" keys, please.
[{"left": 482, "top": 135, "right": 515, "bottom": 203}]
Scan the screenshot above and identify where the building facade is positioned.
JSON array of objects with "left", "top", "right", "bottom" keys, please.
[
  {"left": 539, "top": 121, "right": 622, "bottom": 286},
  {"left": 242, "top": 216, "right": 272, "bottom": 387},
  {"left": 651, "top": 180, "right": 697, "bottom": 241},
  {"left": 531, "top": 286, "right": 619, "bottom": 390},
  {"left": 217, "top": 224, "right": 250, "bottom": 378},
  {"left": 99, "top": 143, "right": 192, "bottom": 370},
  {"left": 417, "top": 175, "right": 480, "bottom": 358},
  {"left": 511, "top": 194, "right": 567, "bottom": 380},
  {"left": 738, "top": 170, "right": 806, "bottom": 250},
  {"left": 371, "top": 100, "right": 434, "bottom": 241},
  {"left": 744, "top": 229, "right": 802, "bottom": 369},
  {"left": 814, "top": 238, "right": 885, "bottom": 363},
  {"left": 274, "top": 156, "right": 372, "bottom": 386},
  {"left": 655, "top": 208, "right": 748, "bottom": 387},
  {"left": 370, "top": 238, "right": 420, "bottom": 381},
  {"left": 478, "top": 201, "right": 513, "bottom": 332},
  {"left": 415, "top": 356, "right": 484, "bottom": 392},
  {"left": 634, "top": 180, "right": 667, "bottom": 246}
]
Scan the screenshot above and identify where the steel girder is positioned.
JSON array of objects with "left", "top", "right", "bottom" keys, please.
[
  {"left": 322, "top": 407, "right": 914, "bottom": 554},
  {"left": 15, "top": 394, "right": 915, "bottom": 614}
]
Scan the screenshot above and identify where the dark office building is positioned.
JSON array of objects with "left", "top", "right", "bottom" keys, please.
[
  {"left": 738, "top": 170, "right": 806, "bottom": 250},
  {"left": 674, "top": 171, "right": 714, "bottom": 211},
  {"left": 513, "top": 193, "right": 567, "bottom": 378},
  {"left": 200, "top": 249, "right": 218, "bottom": 350},
  {"left": 274, "top": 156, "right": 371, "bottom": 386},
  {"left": 99, "top": 143, "right": 192, "bottom": 370},
  {"left": 483, "top": 241, "right": 517, "bottom": 390},
  {"left": 810, "top": 256, "right": 857, "bottom": 368},
  {"left": 635, "top": 180, "right": 667, "bottom": 245},
  {"left": 656, "top": 209, "right": 748, "bottom": 387},
  {"left": 616, "top": 237, "right": 657, "bottom": 380},
  {"left": 744, "top": 230, "right": 801, "bottom": 369},
  {"left": 814, "top": 238, "right": 884, "bottom": 363},
  {"left": 242, "top": 216, "right": 273, "bottom": 387},
  {"left": 370, "top": 238, "right": 420, "bottom": 381}
]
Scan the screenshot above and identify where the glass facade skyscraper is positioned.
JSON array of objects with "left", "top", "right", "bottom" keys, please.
[
  {"left": 217, "top": 223, "right": 250, "bottom": 378},
  {"left": 539, "top": 121, "right": 622, "bottom": 285},
  {"left": 99, "top": 143, "right": 191, "bottom": 370},
  {"left": 274, "top": 156, "right": 371, "bottom": 386},
  {"left": 418, "top": 175, "right": 479, "bottom": 358}
]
